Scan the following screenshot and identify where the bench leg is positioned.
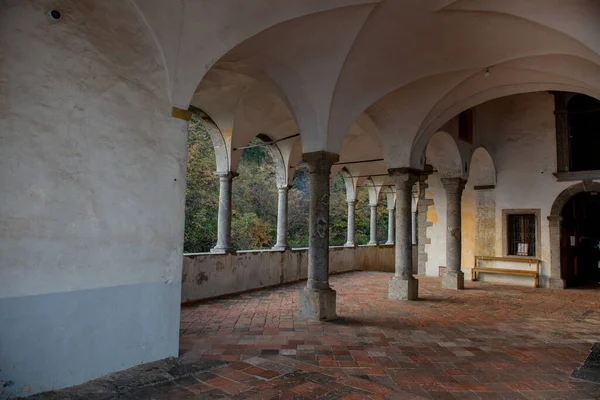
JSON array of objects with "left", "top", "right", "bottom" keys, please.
[
  {"left": 534, "top": 276, "right": 539, "bottom": 288},
  {"left": 472, "top": 270, "right": 477, "bottom": 281}
]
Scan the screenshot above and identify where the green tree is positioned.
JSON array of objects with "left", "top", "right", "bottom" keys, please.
[{"left": 184, "top": 115, "right": 219, "bottom": 253}]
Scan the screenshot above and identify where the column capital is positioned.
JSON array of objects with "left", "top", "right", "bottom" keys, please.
[
  {"left": 277, "top": 184, "right": 292, "bottom": 191},
  {"left": 214, "top": 171, "right": 238, "bottom": 179},
  {"left": 388, "top": 168, "right": 421, "bottom": 189},
  {"left": 441, "top": 177, "right": 467, "bottom": 193},
  {"left": 302, "top": 151, "right": 339, "bottom": 174}
]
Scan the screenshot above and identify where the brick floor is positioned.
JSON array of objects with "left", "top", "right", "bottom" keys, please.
[{"left": 174, "top": 272, "right": 600, "bottom": 399}]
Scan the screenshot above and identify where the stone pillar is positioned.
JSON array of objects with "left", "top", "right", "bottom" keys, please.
[
  {"left": 211, "top": 171, "right": 237, "bottom": 253},
  {"left": 298, "top": 151, "right": 339, "bottom": 320},
  {"left": 386, "top": 207, "right": 395, "bottom": 244},
  {"left": 548, "top": 216, "right": 566, "bottom": 289},
  {"left": 345, "top": 200, "right": 356, "bottom": 247},
  {"left": 441, "top": 177, "right": 467, "bottom": 289},
  {"left": 273, "top": 185, "right": 290, "bottom": 250},
  {"left": 388, "top": 168, "right": 420, "bottom": 300},
  {"left": 368, "top": 204, "right": 378, "bottom": 245},
  {"left": 417, "top": 175, "right": 433, "bottom": 275},
  {"left": 411, "top": 213, "right": 416, "bottom": 246}
]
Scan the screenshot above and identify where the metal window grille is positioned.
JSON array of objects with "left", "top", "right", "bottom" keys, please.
[{"left": 507, "top": 214, "right": 536, "bottom": 256}]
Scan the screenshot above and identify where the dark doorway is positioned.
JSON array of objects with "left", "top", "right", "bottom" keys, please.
[{"left": 561, "top": 192, "right": 600, "bottom": 287}]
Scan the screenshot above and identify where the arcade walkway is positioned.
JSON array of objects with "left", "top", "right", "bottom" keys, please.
[{"left": 32, "top": 272, "right": 600, "bottom": 399}]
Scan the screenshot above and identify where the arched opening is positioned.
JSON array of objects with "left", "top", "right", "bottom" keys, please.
[
  {"left": 549, "top": 182, "right": 600, "bottom": 288},
  {"left": 568, "top": 94, "right": 600, "bottom": 172},
  {"left": 425, "top": 131, "right": 464, "bottom": 179},
  {"left": 231, "top": 136, "right": 279, "bottom": 250},
  {"left": 560, "top": 192, "right": 600, "bottom": 287},
  {"left": 184, "top": 113, "right": 219, "bottom": 253}
]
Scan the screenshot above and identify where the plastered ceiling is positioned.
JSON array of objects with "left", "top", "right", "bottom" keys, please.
[{"left": 133, "top": 0, "right": 600, "bottom": 181}]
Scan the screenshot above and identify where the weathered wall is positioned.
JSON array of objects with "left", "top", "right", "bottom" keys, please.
[
  {"left": 474, "top": 189, "right": 496, "bottom": 258},
  {"left": 425, "top": 173, "right": 447, "bottom": 277},
  {"left": 0, "top": 1, "right": 186, "bottom": 398},
  {"left": 181, "top": 245, "right": 394, "bottom": 302},
  {"left": 425, "top": 92, "right": 586, "bottom": 287}
]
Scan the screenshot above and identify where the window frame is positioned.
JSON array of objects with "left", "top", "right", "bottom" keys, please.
[{"left": 502, "top": 209, "right": 541, "bottom": 259}]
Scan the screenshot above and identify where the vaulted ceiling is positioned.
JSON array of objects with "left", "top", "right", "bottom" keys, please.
[{"left": 133, "top": 0, "right": 600, "bottom": 180}]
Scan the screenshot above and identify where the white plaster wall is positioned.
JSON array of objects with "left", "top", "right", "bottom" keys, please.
[
  {"left": 181, "top": 245, "right": 394, "bottom": 303},
  {"left": 476, "top": 92, "right": 573, "bottom": 287},
  {"left": 0, "top": 1, "right": 186, "bottom": 398},
  {"left": 425, "top": 92, "right": 583, "bottom": 287}
]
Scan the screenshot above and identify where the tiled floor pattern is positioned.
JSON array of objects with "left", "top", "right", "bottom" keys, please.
[{"left": 172, "top": 272, "right": 600, "bottom": 399}]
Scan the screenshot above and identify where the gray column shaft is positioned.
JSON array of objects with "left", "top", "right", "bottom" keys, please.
[
  {"left": 305, "top": 152, "right": 338, "bottom": 290},
  {"left": 411, "top": 211, "right": 417, "bottom": 245},
  {"left": 394, "top": 179, "right": 415, "bottom": 278},
  {"left": 273, "top": 186, "right": 289, "bottom": 249},
  {"left": 386, "top": 208, "right": 395, "bottom": 244},
  {"left": 212, "top": 172, "right": 235, "bottom": 253},
  {"left": 442, "top": 178, "right": 466, "bottom": 274},
  {"left": 345, "top": 201, "right": 356, "bottom": 247},
  {"left": 368, "top": 205, "right": 377, "bottom": 245}
]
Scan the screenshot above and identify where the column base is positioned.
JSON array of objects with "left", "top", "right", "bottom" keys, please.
[
  {"left": 344, "top": 242, "right": 356, "bottom": 248},
  {"left": 210, "top": 247, "right": 234, "bottom": 254},
  {"left": 385, "top": 241, "right": 394, "bottom": 245},
  {"left": 441, "top": 272, "right": 464, "bottom": 290},
  {"left": 298, "top": 288, "right": 337, "bottom": 320},
  {"left": 548, "top": 278, "right": 566, "bottom": 289},
  {"left": 272, "top": 245, "right": 290, "bottom": 251},
  {"left": 388, "top": 277, "right": 418, "bottom": 300},
  {"left": 367, "top": 242, "right": 377, "bottom": 246}
]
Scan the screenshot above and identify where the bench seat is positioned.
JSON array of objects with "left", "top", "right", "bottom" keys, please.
[{"left": 472, "top": 267, "right": 539, "bottom": 287}]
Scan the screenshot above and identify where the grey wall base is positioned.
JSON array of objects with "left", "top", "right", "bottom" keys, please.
[{"left": 0, "top": 282, "right": 181, "bottom": 399}]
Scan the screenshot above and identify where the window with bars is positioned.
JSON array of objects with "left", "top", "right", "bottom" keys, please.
[{"left": 507, "top": 214, "right": 536, "bottom": 256}]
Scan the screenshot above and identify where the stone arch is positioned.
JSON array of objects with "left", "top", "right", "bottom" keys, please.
[
  {"left": 465, "top": 147, "right": 497, "bottom": 262},
  {"left": 339, "top": 168, "right": 358, "bottom": 202},
  {"left": 548, "top": 181, "right": 600, "bottom": 288},
  {"left": 468, "top": 147, "right": 496, "bottom": 187},
  {"left": 412, "top": 82, "right": 600, "bottom": 169},
  {"left": 384, "top": 186, "right": 396, "bottom": 210},
  {"left": 255, "top": 134, "right": 289, "bottom": 188},
  {"left": 189, "top": 106, "right": 230, "bottom": 173},
  {"left": 425, "top": 131, "right": 464, "bottom": 179},
  {"left": 365, "top": 177, "right": 382, "bottom": 206}
]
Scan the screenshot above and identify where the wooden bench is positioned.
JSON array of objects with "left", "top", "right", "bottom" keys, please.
[{"left": 472, "top": 256, "right": 540, "bottom": 288}]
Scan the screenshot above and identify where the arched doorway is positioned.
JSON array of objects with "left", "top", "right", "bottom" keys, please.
[
  {"left": 560, "top": 192, "right": 600, "bottom": 287},
  {"left": 549, "top": 182, "right": 600, "bottom": 288}
]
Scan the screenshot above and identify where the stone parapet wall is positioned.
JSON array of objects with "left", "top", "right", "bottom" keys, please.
[{"left": 182, "top": 245, "right": 394, "bottom": 303}]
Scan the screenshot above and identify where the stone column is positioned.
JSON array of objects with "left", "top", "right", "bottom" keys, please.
[
  {"left": 368, "top": 204, "right": 378, "bottom": 245},
  {"left": 273, "top": 185, "right": 290, "bottom": 250},
  {"left": 417, "top": 173, "right": 433, "bottom": 275},
  {"left": 441, "top": 177, "right": 467, "bottom": 289},
  {"left": 345, "top": 200, "right": 356, "bottom": 247},
  {"left": 548, "top": 216, "right": 566, "bottom": 289},
  {"left": 211, "top": 171, "right": 237, "bottom": 253},
  {"left": 386, "top": 207, "right": 395, "bottom": 244},
  {"left": 388, "top": 168, "right": 420, "bottom": 300},
  {"left": 298, "top": 151, "right": 339, "bottom": 320}
]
